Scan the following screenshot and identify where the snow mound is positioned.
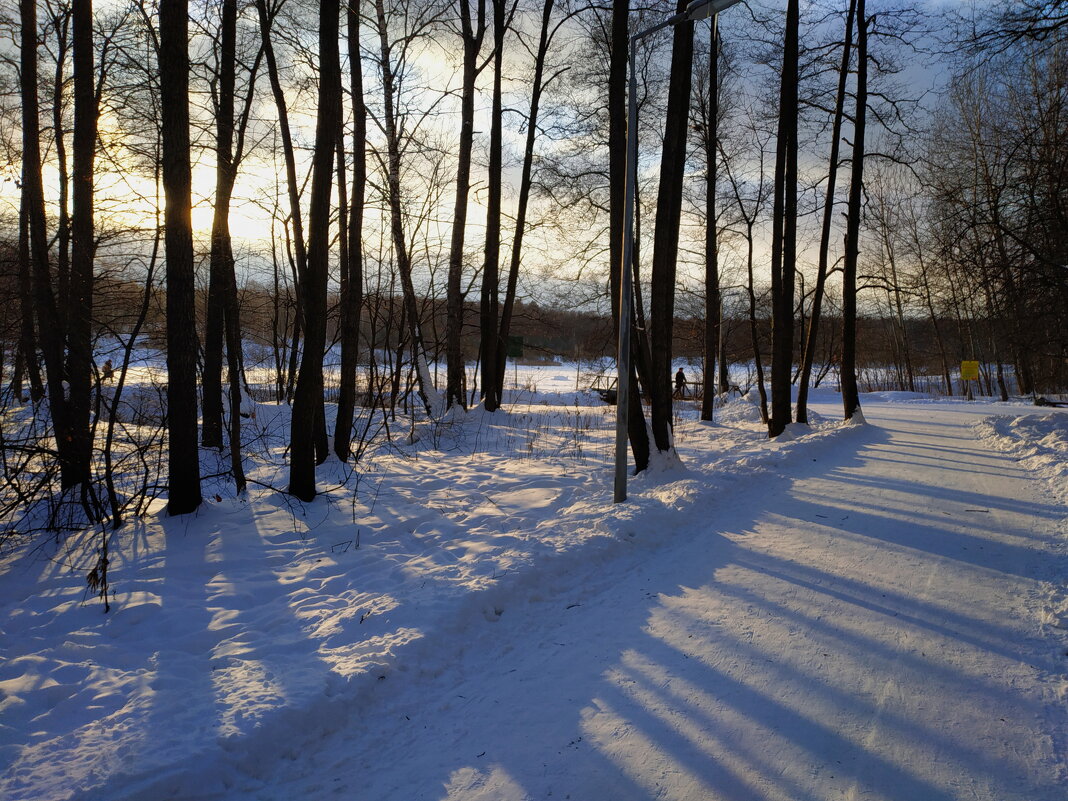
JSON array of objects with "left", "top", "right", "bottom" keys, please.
[
  {"left": 714, "top": 393, "right": 764, "bottom": 424},
  {"left": 974, "top": 413, "right": 1068, "bottom": 507}
]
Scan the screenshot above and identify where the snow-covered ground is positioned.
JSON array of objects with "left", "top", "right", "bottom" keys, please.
[{"left": 0, "top": 369, "right": 1065, "bottom": 801}]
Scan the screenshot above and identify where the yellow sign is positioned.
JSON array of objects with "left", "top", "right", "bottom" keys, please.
[{"left": 961, "top": 361, "right": 980, "bottom": 381}]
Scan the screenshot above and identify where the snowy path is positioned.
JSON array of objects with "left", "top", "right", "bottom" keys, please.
[{"left": 197, "top": 403, "right": 1065, "bottom": 801}]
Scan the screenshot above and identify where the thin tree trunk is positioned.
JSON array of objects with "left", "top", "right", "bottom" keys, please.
[
  {"left": 16, "top": 195, "right": 43, "bottom": 401},
  {"left": 160, "top": 0, "right": 203, "bottom": 514},
  {"left": 334, "top": 0, "right": 367, "bottom": 460},
  {"left": 375, "top": 0, "right": 437, "bottom": 417},
  {"left": 202, "top": 0, "right": 238, "bottom": 449},
  {"left": 255, "top": 0, "right": 308, "bottom": 301},
  {"left": 480, "top": 0, "right": 506, "bottom": 411},
  {"left": 23, "top": 0, "right": 73, "bottom": 483},
  {"left": 494, "top": 0, "right": 554, "bottom": 403},
  {"left": 769, "top": 0, "right": 799, "bottom": 437},
  {"left": 796, "top": 0, "right": 855, "bottom": 423},
  {"left": 746, "top": 226, "right": 769, "bottom": 423},
  {"left": 701, "top": 16, "right": 720, "bottom": 422},
  {"left": 609, "top": 0, "right": 649, "bottom": 473},
  {"left": 445, "top": 0, "right": 485, "bottom": 410},
  {"left": 841, "top": 0, "right": 867, "bottom": 421},
  {"left": 52, "top": 7, "right": 71, "bottom": 318}
]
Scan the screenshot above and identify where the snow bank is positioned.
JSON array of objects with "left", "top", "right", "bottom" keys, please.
[{"left": 974, "top": 413, "right": 1068, "bottom": 508}]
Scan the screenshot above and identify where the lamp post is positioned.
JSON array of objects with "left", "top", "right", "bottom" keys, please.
[{"left": 614, "top": 0, "right": 743, "bottom": 503}]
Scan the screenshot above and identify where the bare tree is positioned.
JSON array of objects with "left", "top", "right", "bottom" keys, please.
[
  {"left": 159, "top": 0, "right": 202, "bottom": 514},
  {"left": 334, "top": 0, "right": 368, "bottom": 461},
  {"left": 795, "top": 0, "right": 855, "bottom": 424},
  {"left": 841, "top": 0, "right": 867, "bottom": 421},
  {"left": 289, "top": 0, "right": 340, "bottom": 501},
  {"left": 445, "top": 0, "right": 486, "bottom": 410}
]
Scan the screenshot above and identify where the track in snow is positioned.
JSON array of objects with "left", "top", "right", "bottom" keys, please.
[{"left": 125, "top": 402, "right": 1068, "bottom": 801}]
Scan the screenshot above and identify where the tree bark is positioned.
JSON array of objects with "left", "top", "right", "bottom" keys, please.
[
  {"left": 445, "top": 0, "right": 485, "bottom": 411},
  {"left": 289, "top": 0, "right": 340, "bottom": 501},
  {"left": 610, "top": 0, "right": 649, "bottom": 472},
  {"left": 374, "top": 0, "right": 437, "bottom": 417},
  {"left": 22, "top": 0, "right": 74, "bottom": 486},
  {"left": 334, "top": 0, "right": 367, "bottom": 460},
  {"left": 494, "top": 0, "right": 554, "bottom": 404},
  {"left": 479, "top": 0, "right": 507, "bottom": 412},
  {"left": 160, "top": 0, "right": 203, "bottom": 514},
  {"left": 64, "top": 0, "right": 97, "bottom": 490},
  {"left": 648, "top": 0, "right": 695, "bottom": 453},
  {"left": 769, "top": 0, "right": 799, "bottom": 437},
  {"left": 203, "top": 0, "right": 238, "bottom": 449},
  {"left": 796, "top": 0, "right": 855, "bottom": 423},
  {"left": 701, "top": 17, "right": 720, "bottom": 422},
  {"left": 841, "top": 0, "right": 867, "bottom": 421},
  {"left": 16, "top": 194, "right": 43, "bottom": 402}
]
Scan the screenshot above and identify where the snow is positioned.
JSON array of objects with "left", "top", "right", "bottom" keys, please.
[{"left": 1, "top": 373, "right": 1065, "bottom": 801}]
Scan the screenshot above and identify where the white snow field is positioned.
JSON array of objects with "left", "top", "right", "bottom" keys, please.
[{"left": 0, "top": 380, "right": 1065, "bottom": 801}]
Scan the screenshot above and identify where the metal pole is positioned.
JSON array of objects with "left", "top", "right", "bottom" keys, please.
[{"left": 613, "top": 41, "right": 640, "bottom": 503}]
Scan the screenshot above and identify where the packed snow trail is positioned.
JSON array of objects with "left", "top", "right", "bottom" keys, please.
[{"left": 123, "top": 400, "right": 1061, "bottom": 801}]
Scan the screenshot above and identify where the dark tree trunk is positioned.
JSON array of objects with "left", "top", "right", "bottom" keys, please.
[
  {"left": 700, "top": 17, "right": 720, "bottom": 422},
  {"left": 334, "top": 0, "right": 367, "bottom": 461},
  {"left": 648, "top": 0, "right": 695, "bottom": 453},
  {"left": 375, "top": 0, "right": 436, "bottom": 416},
  {"left": 16, "top": 195, "right": 44, "bottom": 402},
  {"left": 841, "top": 0, "right": 867, "bottom": 421},
  {"left": 796, "top": 0, "right": 855, "bottom": 424},
  {"left": 494, "top": 0, "right": 554, "bottom": 403},
  {"left": 480, "top": 0, "right": 507, "bottom": 411},
  {"left": 64, "top": 0, "right": 97, "bottom": 491},
  {"left": 445, "top": 0, "right": 485, "bottom": 411},
  {"left": 290, "top": 0, "right": 340, "bottom": 501},
  {"left": 769, "top": 0, "right": 799, "bottom": 438},
  {"left": 23, "top": 0, "right": 73, "bottom": 484},
  {"left": 203, "top": 0, "right": 238, "bottom": 450},
  {"left": 160, "top": 0, "right": 203, "bottom": 514},
  {"left": 610, "top": 0, "right": 649, "bottom": 472}
]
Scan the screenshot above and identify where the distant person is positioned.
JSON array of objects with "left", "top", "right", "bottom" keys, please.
[
  {"left": 101, "top": 359, "right": 114, "bottom": 383},
  {"left": 674, "top": 367, "right": 686, "bottom": 398}
]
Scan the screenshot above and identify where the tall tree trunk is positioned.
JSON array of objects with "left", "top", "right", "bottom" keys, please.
[
  {"left": 796, "top": 0, "right": 854, "bottom": 423},
  {"left": 203, "top": 0, "right": 238, "bottom": 449},
  {"left": 375, "top": 0, "right": 437, "bottom": 417},
  {"left": 334, "top": 0, "right": 367, "bottom": 460},
  {"left": 648, "top": 0, "right": 695, "bottom": 454},
  {"left": 160, "top": 0, "right": 203, "bottom": 514},
  {"left": 480, "top": 0, "right": 506, "bottom": 411},
  {"left": 22, "top": 0, "right": 73, "bottom": 484},
  {"left": 841, "top": 0, "right": 867, "bottom": 421},
  {"left": 445, "top": 0, "right": 485, "bottom": 410},
  {"left": 769, "top": 0, "right": 799, "bottom": 438},
  {"left": 701, "top": 16, "right": 720, "bottom": 422},
  {"left": 289, "top": 0, "right": 340, "bottom": 501},
  {"left": 494, "top": 0, "right": 553, "bottom": 403},
  {"left": 610, "top": 0, "right": 649, "bottom": 472},
  {"left": 64, "top": 0, "right": 97, "bottom": 491}
]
